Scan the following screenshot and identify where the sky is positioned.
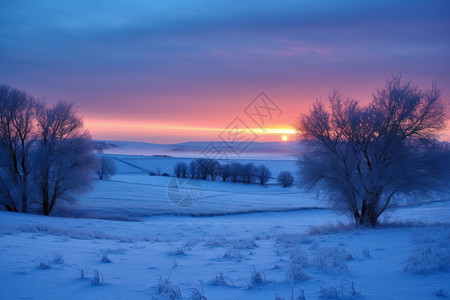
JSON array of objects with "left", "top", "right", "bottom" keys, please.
[{"left": 1, "top": 0, "right": 449, "bottom": 143}]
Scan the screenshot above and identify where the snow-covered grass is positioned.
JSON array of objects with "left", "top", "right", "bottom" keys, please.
[
  {"left": 404, "top": 232, "right": 450, "bottom": 275},
  {"left": 1, "top": 213, "right": 449, "bottom": 299},
  {"left": 0, "top": 153, "right": 449, "bottom": 299}
]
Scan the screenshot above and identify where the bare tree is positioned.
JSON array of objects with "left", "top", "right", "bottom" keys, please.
[
  {"left": 33, "top": 101, "right": 97, "bottom": 216},
  {"left": 97, "top": 156, "right": 117, "bottom": 180},
  {"left": 230, "top": 162, "right": 242, "bottom": 183},
  {"left": 221, "top": 163, "right": 231, "bottom": 182},
  {"left": 180, "top": 162, "right": 188, "bottom": 178},
  {"left": 174, "top": 162, "right": 182, "bottom": 178},
  {"left": 196, "top": 158, "right": 210, "bottom": 180},
  {"left": 256, "top": 164, "right": 271, "bottom": 185},
  {"left": 241, "top": 163, "right": 256, "bottom": 184},
  {"left": 193, "top": 158, "right": 220, "bottom": 181},
  {"left": 174, "top": 162, "right": 188, "bottom": 178},
  {"left": 207, "top": 159, "right": 220, "bottom": 182},
  {"left": 278, "top": 171, "right": 294, "bottom": 188},
  {"left": 0, "top": 85, "right": 35, "bottom": 213},
  {"left": 297, "top": 76, "right": 450, "bottom": 226},
  {"left": 189, "top": 160, "right": 200, "bottom": 179}
]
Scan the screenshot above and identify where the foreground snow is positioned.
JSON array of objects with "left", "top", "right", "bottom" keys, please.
[
  {"left": 0, "top": 154, "right": 449, "bottom": 299},
  {"left": 1, "top": 211, "right": 449, "bottom": 300}
]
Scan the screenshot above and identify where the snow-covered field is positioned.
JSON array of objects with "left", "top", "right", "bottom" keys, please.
[{"left": 1, "top": 143, "right": 449, "bottom": 299}]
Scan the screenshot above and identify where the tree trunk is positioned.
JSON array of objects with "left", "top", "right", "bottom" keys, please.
[
  {"left": 352, "top": 209, "right": 360, "bottom": 224},
  {"left": 48, "top": 187, "right": 58, "bottom": 216},
  {"left": 359, "top": 191, "right": 381, "bottom": 226},
  {"left": 360, "top": 200, "right": 368, "bottom": 226},
  {"left": 21, "top": 181, "right": 27, "bottom": 213},
  {"left": 2, "top": 203, "right": 19, "bottom": 212},
  {"left": 41, "top": 172, "right": 50, "bottom": 216},
  {"left": 367, "top": 203, "right": 378, "bottom": 226},
  {"left": 42, "top": 190, "right": 49, "bottom": 216}
]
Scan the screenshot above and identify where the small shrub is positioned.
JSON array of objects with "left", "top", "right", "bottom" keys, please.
[
  {"left": 175, "top": 248, "right": 185, "bottom": 255},
  {"left": 103, "top": 247, "right": 127, "bottom": 254},
  {"left": 311, "top": 246, "right": 352, "bottom": 274},
  {"left": 320, "top": 280, "right": 361, "bottom": 299},
  {"left": 91, "top": 269, "right": 104, "bottom": 285},
  {"left": 223, "top": 247, "right": 243, "bottom": 261},
  {"left": 157, "top": 275, "right": 181, "bottom": 299},
  {"left": 232, "top": 238, "right": 258, "bottom": 250},
  {"left": 204, "top": 237, "right": 227, "bottom": 248},
  {"left": 362, "top": 247, "right": 371, "bottom": 259},
  {"left": 290, "top": 248, "right": 310, "bottom": 268},
  {"left": 157, "top": 262, "right": 181, "bottom": 299},
  {"left": 190, "top": 289, "right": 207, "bottom": 300},
  {"left": 320, "top": 284, "right": 339, "bottom": 299},
  {"left": 52, "top": 252, "right": 64, "bottom": 264},
  {"left": 190, "top": 281, "right": 207, "bottom": 300},
  {"left": 404, "top": 233, "right": 450, "bottom": 274},
  {"left": 101, "top": 253, "right": 112, "bottom": 263},
  {"left": 183, "top": 239, "right": 201, "bottom": 249},
  {"left": 287, "top": 248, "right": 310, "bottom": 282},
  {"left": 38, "top": 257, "right": 51, "bottom": 269},
  {"left": 275, "top": 233, "right": 313, "bottom": 255},
  {"left": 287, "top": 263, "right": 309, "bottom": 282},
  {"left": 250, "top": 266, "right": 266, "bottom": 286},
  {"left": 205, "top": 237, "right": 257, "bottom": 249},
  {"left": 351, "top": 281, "right": 361, "bottom": 297},
  {"left": 434, "top": 289, "right": 449, "bottom": 298},
  {"left": 307, "top": 222, "right": 355, "bottom": 235},
  {"left": 209, "top": 272, "right": 235, "bottom": 287}
]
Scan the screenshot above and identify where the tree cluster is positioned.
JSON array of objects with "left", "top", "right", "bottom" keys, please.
[
  {"left": 174, "top": 159, "right": 273, "bottom": 185},
  {"left": 0, "top": 84, "right": 97, "bottom": 216}
]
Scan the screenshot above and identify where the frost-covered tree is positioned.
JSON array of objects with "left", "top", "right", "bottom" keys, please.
[
  {"left": 0, "top": 85, "right": 97, "bottom": 216},
  {"left": 97, "top": 156, "right": 117, "bottom": 180},
  {"left": 0, "top": 85, "right": 35, "bottom": 212},
  {"left": 33, "top": 101, "right": 97, "bottom": 216},
  {"left": 297, "top": 76, "right": 450, "bottom": 226},
  {"left": 256, "top": 164, "right": 271, "bottom": 185},
  {"left": 278, "top": 171, "right": 294, "bottom": 188}
]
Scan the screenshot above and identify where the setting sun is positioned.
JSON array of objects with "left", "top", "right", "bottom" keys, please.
[{"left": 281, "top": 135, "right": 288, "bottom": 141}]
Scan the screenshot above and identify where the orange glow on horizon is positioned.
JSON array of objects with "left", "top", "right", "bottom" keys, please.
[{"left": 84, "top": 118, "right": 297, "bottom": 143}]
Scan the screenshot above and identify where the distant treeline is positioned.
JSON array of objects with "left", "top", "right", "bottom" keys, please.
[{"left": 174, "top": 159, "right": 293, "bottom": 187}]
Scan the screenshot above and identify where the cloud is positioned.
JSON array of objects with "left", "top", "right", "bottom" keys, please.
[{"left": 0, "top": 0, "right": 449, "bottom": 142}]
